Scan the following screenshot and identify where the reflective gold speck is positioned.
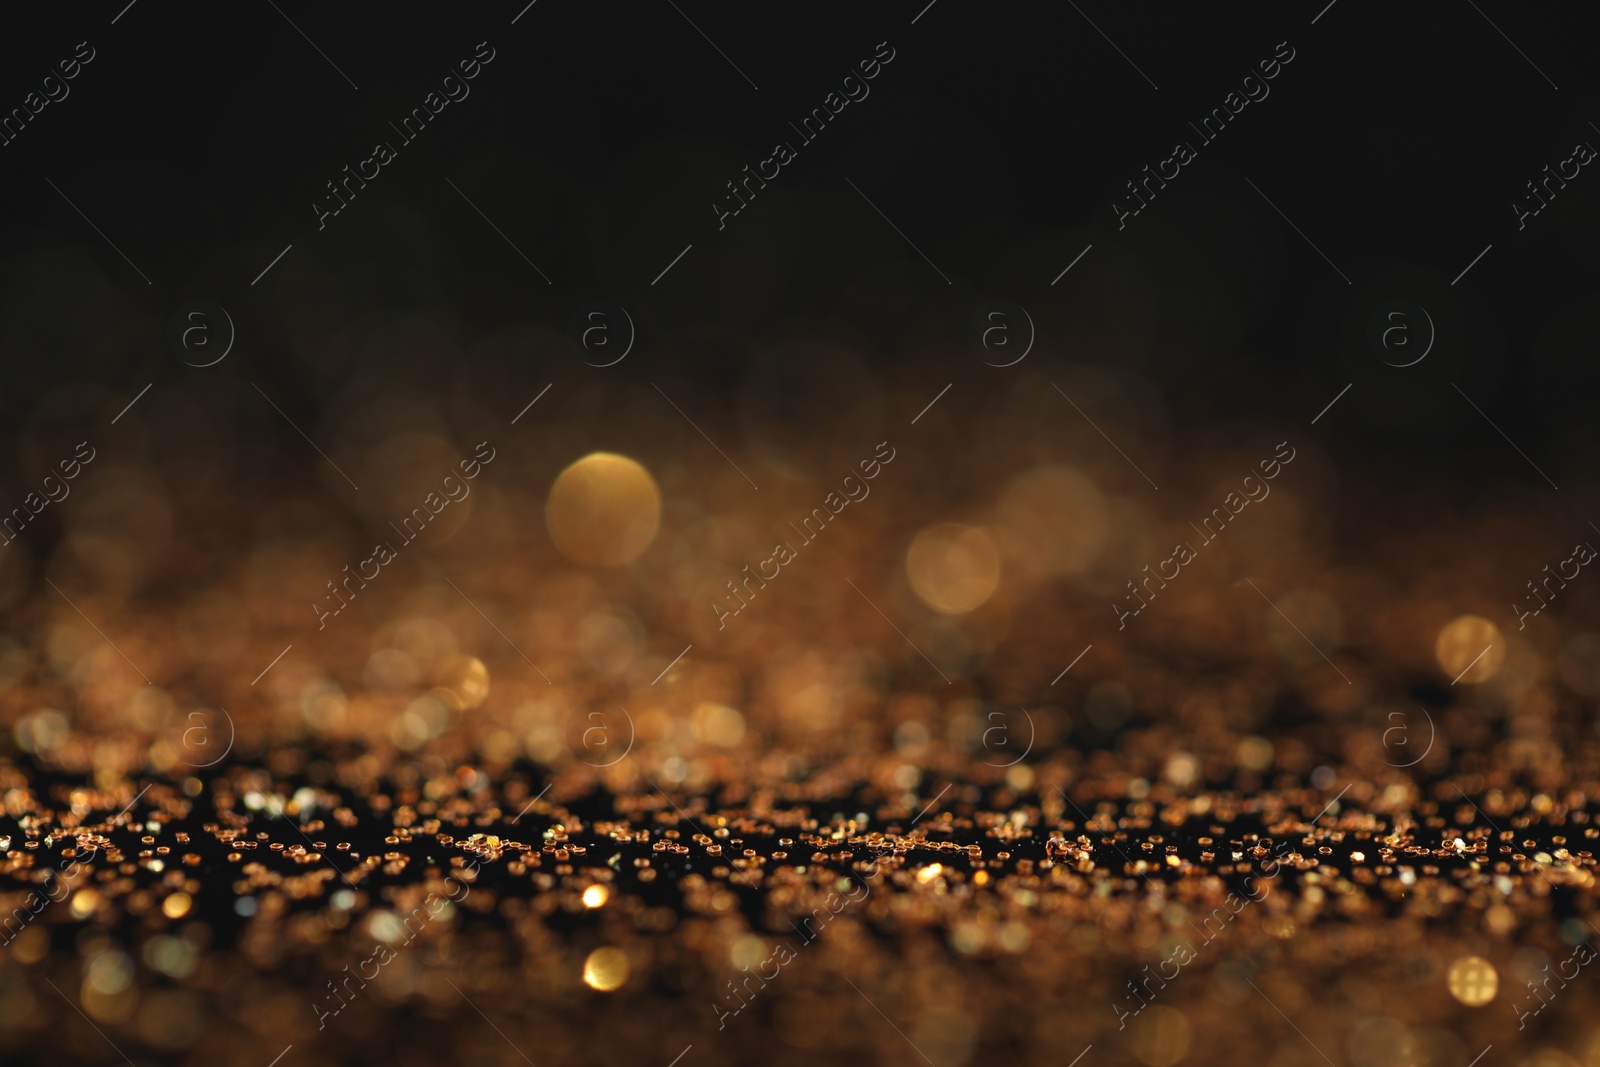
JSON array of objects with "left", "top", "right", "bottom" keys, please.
[
  {"left": 1446, "top": 955, "right": 1498, "bottom": 1006},
  {"left": 434, "top": 654, "right": 490, "bottom": 711},
  {"left": 1435, "top": 616, "right": 1505, "bottom": 685},
  {"left": 70, "top": 887, "right": 100, "bottom": 919},
  {"left": 583, "top": 946, "right": 630, "bottom": 991}
]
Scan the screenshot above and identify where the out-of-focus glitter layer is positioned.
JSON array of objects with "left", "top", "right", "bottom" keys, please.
[{"left": 3, "top": 747, "right": 1599, "bottom": 1066}]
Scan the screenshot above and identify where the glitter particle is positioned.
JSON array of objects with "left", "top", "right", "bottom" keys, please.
[
  {"left": 583, "top": 946, "right": 630, "bottom": 991},
  {"left": 1446, "top": 955, "right": 1498, "bottom": 1006}
]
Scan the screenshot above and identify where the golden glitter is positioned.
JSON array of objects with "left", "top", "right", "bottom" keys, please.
[
  {"left": 6, "top": 377, "right": 1600, "bottom": 1064},
  {"left": 582, "top": 946, "right": 630, "bottom": 991},
  {"left": 1446, "top": 955, "right": 1498, "bottom": 1006},
  {"left": 1435, "top": 616, "right": 1505, "bottom": 685},
  {"left": 950, "top": 921, "right": 985, "bottom": 954},
  {"left": 1236, "top": 735, "right": 1275, "bottom": 772},
  {"left": 7, "top": 925, "right": 47, "bottom": 964},
  {"left": 434, "top": 654, "right": 490, "bottom": 711},
  {"left": 905, "top": 523, "right": 1001, "bottom": 614},
  {"left": 546, "top": 453, "right": 662, "bottom": 567},
  {"left": 731, "top": 935, "right": 766, "bottom": 970},
  {"left": 82, "top": 950, "right": 138, "bottom": 1023},
  {"left": 161, "top": 892, "right": 192, "bottom": 919},
  {"left": 70, "top": 887, "right": 100, "bottom": 919}
]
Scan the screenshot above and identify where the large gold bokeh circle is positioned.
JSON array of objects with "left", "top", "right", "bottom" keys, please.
[
  {"left": 906, "top": 523, "right": 1001, "bottom": 614},
  {"left": 1445, "top": 955, "right": 1497, "bottom": 1006},
  {"left": 1435, "top": 615, "right": 1504, "bottom": 685},
  {"left": 546, "top": 453, "right": 662, "bottom": 566}
]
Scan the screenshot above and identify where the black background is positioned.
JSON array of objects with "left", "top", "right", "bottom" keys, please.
[{"left": 1, "top": 1, "right": 1598, "bottom": 549}]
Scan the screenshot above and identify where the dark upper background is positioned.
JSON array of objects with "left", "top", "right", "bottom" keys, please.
[{"left": 1, "top": 1, "right": 1599, "bottom": 577}]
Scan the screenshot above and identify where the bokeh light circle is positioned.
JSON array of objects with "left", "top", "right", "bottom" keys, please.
[
  {"left": 1435, "top": 616, "right": 1504, "bottom": 685},
  {"left": 906, "top": 524, "right": 1001, "bottom": 614},
  {"left": 546, "top": 453, "right": 662, "bottom": 566}
]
